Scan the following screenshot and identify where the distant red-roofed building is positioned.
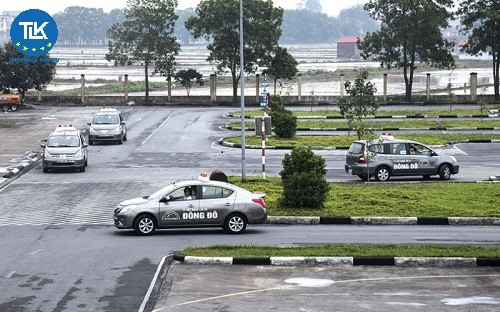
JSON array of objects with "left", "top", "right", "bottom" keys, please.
[{"left": 337, "top": 37, "right": 363, "bottom": 58}]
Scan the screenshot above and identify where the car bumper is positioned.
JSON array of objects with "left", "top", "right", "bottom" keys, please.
[
  {"left": 451, "top": 164, "right": 459, "bottom": 174},
  {"left": 89, "top": 134, "right": 122, "bottom": 141},
  {"left": 346, "top": 164, "right": 373, "bottom": 176},
  {"left": 114, "top": 213, "right": 135, "bottom": 229},
  {"left": 43, "top": 158, "right": 85, "bottom": 169}
]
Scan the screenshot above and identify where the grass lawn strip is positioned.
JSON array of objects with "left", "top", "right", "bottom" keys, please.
[
  {"left": 182, "top": 244, "right": 500, "bottom": 258},
  {"left": 229, "top": 177, "right": 500, "bottom": 218}
]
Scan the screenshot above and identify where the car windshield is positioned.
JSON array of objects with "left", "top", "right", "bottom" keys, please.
[
  {"left": 47, "top": 135, "right": 80, "bottom": 147},
  {"left": 93, "top": 114, "right": 119, "bottom": 125}
]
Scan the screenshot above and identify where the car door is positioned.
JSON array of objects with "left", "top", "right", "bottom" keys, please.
[
  {"left": 158, "top": 185, "right": 200, "bottom": 227},
  {"left": 199, "top": 185, "right": 235, "bottom": 225},
  {"left": 387, "top": 142, "right": 414, "bottom": 176},
  {"left": 408, "top": 143, "right": 438, "bottom": 175}
]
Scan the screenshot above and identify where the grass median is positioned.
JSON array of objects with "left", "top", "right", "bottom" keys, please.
[
  {"left": 229, "top": 177, "right": 500, "bottom": 218},
  {"left": 184, "top": 178, "right": 500, "bottom": 258},
  {"left": 181, "top": 244, "right": 500, "bottom": 258}
]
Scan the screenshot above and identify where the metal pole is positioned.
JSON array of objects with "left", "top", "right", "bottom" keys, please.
[{"left": 239, "top": 0, "right": 246, "bottom": 180}]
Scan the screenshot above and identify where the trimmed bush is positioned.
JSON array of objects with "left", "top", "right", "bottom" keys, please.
[
  {"left": 279, "top": 147, "right": 329, "bottom": 209},
  {"left": 272, "top": 109, "right": 297, "bottom": 138}
]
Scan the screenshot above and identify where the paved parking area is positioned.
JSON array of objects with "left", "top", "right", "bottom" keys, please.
[{"left": 153, "top": 262, "right": 500, "bottom": 312}]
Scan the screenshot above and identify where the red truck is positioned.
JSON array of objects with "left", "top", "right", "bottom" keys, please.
[{"left": 0, "top": 94, "right": 21, "bottom": 112}]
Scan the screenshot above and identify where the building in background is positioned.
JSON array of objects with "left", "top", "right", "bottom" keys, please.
[{"left": 336, "top": 36, "right": 363, "bottom": 59}]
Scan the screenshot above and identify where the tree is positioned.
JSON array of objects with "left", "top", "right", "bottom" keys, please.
[
  {"left": 0, "top": 42, "right": 56, "bottom": 100},
  {"left": 338, "top": 69, "right": 379, "bottom": 139},
  {"left": 457, "top": 0, "right": 500, "bottom": 101},
  {"left": 173, "top": 69, "right": 204, "bottom": 98},
  {"left": 186, "top": 0, "right": 283, "bottom": 103},
  {"left": 106, "top": 0, "right": 180, "bottom": 102},
  {"left": 358, "top": 0, "right": 455, "bottom": 102},
  {"left": 263, "top": 47, "right": 298, "bottom": 94},
  {"left": 337, "top": 5, "right": 379, "bottom": 37},
  {"left": 297, "top": 0, "right": 323, "bottom": 13},
  {"left": 280, "top": 10, "right": 340, "bottom": 44}
]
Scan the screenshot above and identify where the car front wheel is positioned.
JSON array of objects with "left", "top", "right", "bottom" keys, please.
[
  {"left": 134, "top": 215, "right": 156, "bottom": 236},
  {"left": 224, "top": 213, "right": 247, "bottom": 234},
  {"left": 439, "top": 164, "right": 452, "bottom": 180},
  {"left": 374, "top": 166, "right": 390, "bottom": 182}
]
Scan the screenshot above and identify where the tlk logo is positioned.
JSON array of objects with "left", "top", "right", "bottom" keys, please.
[{"left": 18, "top": 22, "right": 49, "bottom": 40}]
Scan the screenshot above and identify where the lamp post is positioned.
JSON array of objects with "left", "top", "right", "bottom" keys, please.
[{"left": 239, "top": 0, "right": 246, "bottom": 180}]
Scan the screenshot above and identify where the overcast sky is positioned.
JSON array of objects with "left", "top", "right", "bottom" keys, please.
[{"left": 4, "top": 0, "right": 368, "bottom": 17}]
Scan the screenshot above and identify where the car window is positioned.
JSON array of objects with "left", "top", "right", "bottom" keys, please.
[
  {"left": 167, "top": 186, "right": 197, "bottom": 201},
  {"left": 202, "top": 186, "right": 234, "bottom": 199},
  {"left": 409, "top": 143, "right": 431, "bottom": 156},
  {"left": 391, "top": 143, "right": 407, "bottom": 155},
  {"left": 93, "top": 114, "right": 119, "bottom": 125},
  {"left": 348, "top": 142, "right": 364, "bottom": 154},
  {"left": 368, "top": 143, "right": 384, "bottom": 154},
  {"left": 48, "top": 135, "right": 80, "bottom": 147}
]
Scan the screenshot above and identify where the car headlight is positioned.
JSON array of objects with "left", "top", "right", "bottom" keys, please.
[
  {"left": 44, "top": 150, "right": 52, "bottom": 158},
  {"left": 74, "top": 149, "right": 83, "bottom": 157},
  {"left": 89, "top": 127, "right": 97, "bottom": 134},
  {"left": 119, "top": 205, "right": 137, "bottom": 214},
  {"left": 111, "top": 125, "right": 121, "bottom": 134}
]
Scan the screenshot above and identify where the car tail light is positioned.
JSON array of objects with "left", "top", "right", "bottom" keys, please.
[
  {"left": 252, "top": 198, "right": 266, "bottom": 208},
  {"left": 358, "top": 154, "right": 367, "bottom": 164}
]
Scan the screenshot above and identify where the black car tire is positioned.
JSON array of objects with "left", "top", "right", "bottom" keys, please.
[
  {"left": 439, "top": 164, "right": 452, "bottom": 180},
  {"left": 134, "top": 214, "right": 156, "bottom": 236},
  {"left": 123, "top": 133, "right": 127, "bottom": 141},
  {"left": 2, "top": 105, "right": 8, "bottom": 112},
  {"left": 11, "top": 105, "right": 18, "bottom": 111},
  {"left": 43, "top": 167, "right": 48, "bottom": 173},
  {"left": 374, "top": 166, "right": 390, "bottom": 182},
  {"left": 224, "top": 213, "right": 247, "bottom": 234},
  {"left": 79, "top": 166, "right": 85, "bottom": 172},
  {"left": 118, "top": 136, "right": 123, "bottom": 145},
  {"left": 357, "top": 175, "right": 368, "bottom": 181}
]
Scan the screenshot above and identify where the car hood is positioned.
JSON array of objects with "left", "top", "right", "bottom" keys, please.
[
  {"left": 91, "top": 124, "right": 119, "bottom": 130},
  {"left": 120, "top": 197, "right": 150, "bottom": 206},
  {"left": 45, "top": 146, "right": 81, "bottom": 154}
]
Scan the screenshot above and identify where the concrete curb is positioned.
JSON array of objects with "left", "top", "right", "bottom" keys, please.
[
  {"left": 172, "top": 252, "right": 500, "bottom": 267},
  {"left": 217, "top": 138, "right": 500, "bottom": 151},
  {"left": 227, "top": 125, "right": 500, "bottom": 132},
  {"left": 1, "top": 153, "right": 40, "bottom": 179},
  {"left": 266, "top": 216, "right": 500, "bottom": 226},
  {"left": 226, "top": 114, "right": 499, "bottom": 120}
]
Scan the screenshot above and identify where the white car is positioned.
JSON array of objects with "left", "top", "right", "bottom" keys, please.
[{"left": 114, "top": 174, "right": 267, "bottom": 235}]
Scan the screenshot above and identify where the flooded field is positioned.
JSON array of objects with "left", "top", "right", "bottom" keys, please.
[{"left": 47, "top": 45, "right": 495, "bottom": 96}]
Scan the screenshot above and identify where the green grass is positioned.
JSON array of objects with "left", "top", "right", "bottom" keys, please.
[
  {"left": 230, "top": 119, "right": 500, "bottom": 129},
  {"left": 0, "top": 120, "right": 15, "bottom": 129},
  {"left": 228, "top": 177, "right": 500, "bottom": 218},
  {"left": 225, "top": 133, "right": 500, "bottom": 147},
  {"left": 182, "top": 244, "right": 500, "bottom": 258},
  {"left": 234, "top": 107, "right": 499, "bottom": 118}
]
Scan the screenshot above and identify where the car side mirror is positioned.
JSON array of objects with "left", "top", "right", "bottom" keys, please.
[
  {"left": 159, "top": 197, "right": 167, "bottom": 203},
  {"left": 87, "top": 122, "right": 91, "bottom": 126}
]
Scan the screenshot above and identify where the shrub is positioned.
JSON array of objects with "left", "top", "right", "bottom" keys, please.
[
  {"left": 279, "top": 172, "right": 329, "bottom": 209},
  {"left": 271, "top": 109, "right": 297, "bottom": 138},
  {"left": 269, "top": 94, "right": 284, "bottom": 111},
  {"left": 279, "top": 147, "right": 329, "bottom": 209}
]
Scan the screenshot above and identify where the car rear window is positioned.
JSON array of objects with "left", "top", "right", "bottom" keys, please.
[{"left": 348, "top": 142, "right": 364, "bottom": 153}]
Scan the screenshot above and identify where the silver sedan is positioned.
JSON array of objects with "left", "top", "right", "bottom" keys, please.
[{"left": 113, "top": 177, "right": 267, "bottom": 235}]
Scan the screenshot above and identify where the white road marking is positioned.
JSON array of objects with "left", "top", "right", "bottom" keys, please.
[{"left": 140, "top": 114, "right": 173, "bottom": 147}]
